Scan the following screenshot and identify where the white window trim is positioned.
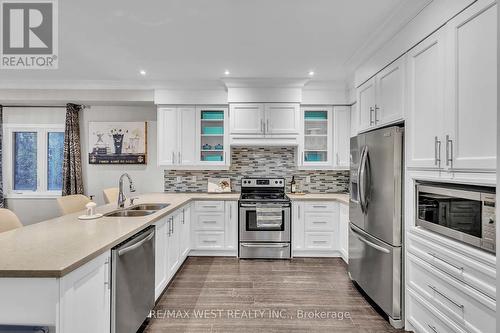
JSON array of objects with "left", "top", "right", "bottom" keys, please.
[{"left": 3, "top": 123, "right": 65, "bottom": 199}]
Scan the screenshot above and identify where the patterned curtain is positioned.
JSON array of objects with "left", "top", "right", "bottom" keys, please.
[
  {"left": 62, "top": 103, "right": 84, "bottom": 196},
  {"left": 0, "top": 105, "right": 4, "bottom": 207}
]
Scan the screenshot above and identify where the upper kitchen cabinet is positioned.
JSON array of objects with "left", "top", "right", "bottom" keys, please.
[
  {"left": 229, "top": 103, "right": 300, "bottom": 145},
  {"left": 158, "top": 106, "right": 230, "bottom": 169},
  {"left": 356, "top": 57, "right": 405, "bottom": 134},
  {"left": 229, "top": 103, "right": 265, "bottom": 135},
  {"left": 407, "top": 0, "right": 497, "bottom": 174},
  {"left": 196, "top": 106, "right": 230, "bottom": 167},
  {"left": 298, "top": 106, "right": 350, "bottom": 170},
  {"left": 406, "top": 29, "right": 446, "bottom": 170},
  {"left": 443, "top": 0, "right": 497, "bottom": 172}
]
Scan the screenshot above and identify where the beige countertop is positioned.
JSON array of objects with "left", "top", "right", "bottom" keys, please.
[{"left": 0, "top": 191, "right": 348, "bottom": 278}]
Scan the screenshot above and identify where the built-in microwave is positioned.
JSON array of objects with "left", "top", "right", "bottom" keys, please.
[{"left": 416, "top": 182, "right": 496, "bottom": 253}]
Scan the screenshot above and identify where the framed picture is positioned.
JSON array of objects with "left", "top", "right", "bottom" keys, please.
[{"left": 88, "top": 122, "right": 147, "bottom": 164}]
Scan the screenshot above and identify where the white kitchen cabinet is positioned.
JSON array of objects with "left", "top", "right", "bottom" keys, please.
[
  {"left": 224, "top": 201, "right": 238, "bottom": 251},
  {"left": 350, "top": 102, "right": 359, "bottom": 137},
  {"left": 333, "top": 106, "right": 350, "bottom": 168},
  {"left": 356, "top": 77, "right": 376, "bottom": 132},
  {"left": 190, "top": 200, "right": 238, "bottom": 256},
  {"left": 158, "top": 106, "right": 230, "bottom": 169},
  {"left": 59, "top": 251, "right": 111, "bottom": 333},
  {"left": 196, "top": 106, "right": 230, "bottom": 167},
  {"left": 292, "top": 201, "right": 340, "bottom": 257},
  {"left": 166, "top": 213, "right": 181, "bottom": 279},
  {"left": 229, "top": 103, "right": 300, "bottom": 139},
  {"left": 229, "top": 103, "right": 265, "bottom": 135},
  {"left": 154, "top": 218, "right": 168, "bottom": 300},
  {"left": 375, "top": 56, "right": 405, "bottom": 125},
  {"left": 298, "top": 106, "right": 333, "bottom": 168},
  {"left": 157, "top": 106, "right": 196, "bottom": 167},
  {"left": 338, "top": 203, "right": 349, "bottom": 263},
  {"left": 179, "top": 205, "right": 191, "bottom": 260},
  {"left": 265, "top": 103, "right": 300, "bottom": 135},
  {"left": 444, "top": 0, "right": 497, "bottom": 172},
  {"left": 356, "top": 58, "right": 405, "bottom": 133},
  {"left": 406, "top": 28, "right": 446, "bottom": 170}
]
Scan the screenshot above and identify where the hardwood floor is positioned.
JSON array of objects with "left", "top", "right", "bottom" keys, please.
[{"left": 144, "top": 257, "right": 404, "bottom": 333}]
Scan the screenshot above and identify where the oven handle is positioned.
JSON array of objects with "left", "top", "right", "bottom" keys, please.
[
  {"left": 240, "top": 243, "right": 290, "bottom": 248},
  {"left": 239, "top": 203, "right": 290, "bottom": 208}
]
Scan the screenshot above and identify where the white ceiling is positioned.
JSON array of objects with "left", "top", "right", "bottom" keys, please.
[{"left": 0, "top": 0, "right": 408, "bottom": 88}]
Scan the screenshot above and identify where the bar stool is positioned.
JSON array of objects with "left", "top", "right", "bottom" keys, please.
[
  {"left": 0, "top": 208, "right": 23, "bottom": 233},
  {"left": 56, "top": 194, "right": 91, "bottom": 215},
  {"left": 103, "top": 188, "right": 119, "bottom": 204}
]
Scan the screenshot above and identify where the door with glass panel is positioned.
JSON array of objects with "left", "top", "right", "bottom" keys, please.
[
  {"left": 300, "top": 106, "right": 333, "bottom": 167},
  {"left": 196, "top": 106, "right": 229, "bottom": 167}
]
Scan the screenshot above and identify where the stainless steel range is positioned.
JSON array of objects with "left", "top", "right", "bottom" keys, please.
[{"left": 239, "top": 178, "right": 291, "bottom": 259}]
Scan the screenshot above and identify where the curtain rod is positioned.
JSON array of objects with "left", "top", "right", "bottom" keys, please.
[{"left": 1, "top": 104, "right": 90, "bottom": 108}]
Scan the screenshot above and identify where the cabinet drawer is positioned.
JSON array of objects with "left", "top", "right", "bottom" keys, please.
[
  {"left": 304, "top": 202, "right": 337, "bottom": 213},
  {"left": 193, "top": 232, "right": 225, "bottom": 249},
  {"left": 193, "top": 212, "right": 225, "bottom": 231},
  {"left": 408, "top": 229, "right": 496, "bottom": 300},
  {"left": 407, "top": 253, "right": 496, "bottom": 333},
  {"left": 305, "top": 232, "right": 335, "bottom": 250},
  {"left": 194, "top": 201, "right": 225, "bottom": 212},
  {"left": 407, "top": 288, "right": 467, "bottom": 333},
  {"left": 304, "top": 213, "right": 335, "bottom": 231}
]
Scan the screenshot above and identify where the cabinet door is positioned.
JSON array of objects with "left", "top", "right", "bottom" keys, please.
[
  {"left": 154, "top": 219, "right": 168, "bottom": 300},
  {"left": 350, "top": 102, "right": 359, "bottom": 137},
  {"left": 375, "top": 56, "right": 405, "bottom": 125},
  {"left": 224, "top": 201, "right": 238, "bottom": 251},
  {"left": 300, "top": 106, "right": 333, "bottom": 167},
  {"left": 445, "top": 0, "right": 497, "bottom": 171},
  {"left": 157, "top": 108, "right": 178, "bottom": 166},
  {"left": 166, "top": 214, "right": 180, "bottom": 278},
  {"left": 406, "top": 28, "right": 446, "bottom": 169},
  {"left": 180, "top": 206, "right": 191, "bottom": 259},
  {"left": 229, "top": 103, "right": 265, "bottom": 135},
  {"left": 339, "top": 204, "right": 349, "bottom": 263},
  {"left": 197, "top": 106, "right": 229, "bottom": 166},
  {"left": 59, "top": 251, "right": 111, "bottom": 333},
  {"left": 178, "top": 107, "right": 197, "bottom": 165},
  {"left": 292, "top": 202, "right": 305, "bottom": 252},
  {"left": 265, "top": 103, "right": 300, "bottom": 135},
  {"left": 357, "top": 78, "right": 376, "bottom": 132},
  {"left": 334, "top": 106, "right": 350, "bottom": 169}
]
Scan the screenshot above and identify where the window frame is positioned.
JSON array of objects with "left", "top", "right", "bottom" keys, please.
[{"left": 3, "top": 124, "right": 65, "bottom": 198}]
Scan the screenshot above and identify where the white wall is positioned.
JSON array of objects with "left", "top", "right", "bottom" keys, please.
[{"left": 3, "top": 105, "right": 164, "bottom": 225}]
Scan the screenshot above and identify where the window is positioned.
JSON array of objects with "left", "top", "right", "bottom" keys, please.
[{"left": 4, "top": 124, "right": 65, "bottom": 197}]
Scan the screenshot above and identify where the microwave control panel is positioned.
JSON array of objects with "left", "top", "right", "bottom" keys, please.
[{"left": 481, "top": 193, "right": 496, "bottom": 252}]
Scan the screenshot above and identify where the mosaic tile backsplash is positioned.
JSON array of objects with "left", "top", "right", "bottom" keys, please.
[{"left": 164, "top": 147, "right": 349, "bottom": 193}]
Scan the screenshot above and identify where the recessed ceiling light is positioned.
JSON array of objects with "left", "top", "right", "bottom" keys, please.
[
  {"left": 139, "top": 70, "right": 146, "bottom": 76},
  {"left": 308, "top": 71, "right": 315, "bottom": 76},
  {"left": 224, "top": 70, "right": 230, "bottom": 75}
]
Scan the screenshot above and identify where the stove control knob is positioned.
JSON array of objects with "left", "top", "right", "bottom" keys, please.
[{"left": 275, "top": 181, "right": 278, "bottom": 184}]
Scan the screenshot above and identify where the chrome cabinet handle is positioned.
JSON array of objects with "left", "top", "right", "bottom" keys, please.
[
  {"left": 178, "top": 152, "right": 181, "bottom": 164},
  {"left": 434, "top": 136, "right": 441, "bottom": 167},
  {"left": 172, "top": 152, "right": 175, "bottom": 164},
  {"left": 336, "top": 153, "right": 340, "bottom": 165},
  {"left": 312, "top": 240, "right": 328, "bottom": 244},
  {"left": 427, "top": 323, "right": 438, "bottom": 333},
  {"left": 203, "top": 220, "right": 217, "bottom": 224},
  {"left": 266, "top": 119, "right": 270, "bottom": 132},
  {"left": 203, "top": 240, "right": 218, "bottom": 243},
  {"left": 104, "top": 257, "right": 110, "bottom": 288},
  {"left": 229, "top": 204, "right": 232, "bottom": 219},
  {"left": 261, "top": 120, "right": 264, "bottom": 133},
  {"left": 427, "top": 252, "right": 464, "bottom": 272},
  {"left": 312, "top": 221, "right": 327, "bottom": 224},
  {"left": 369, "top": 107, "right": 374, "bottom": 125},
  {"left": 428, "top": 284, "right": 464, "bottom": 310},
  {"left": 312, "top": 205, "right": 327, "bottom": 208},
  {"left": 374, "top": 104, "right": 379, "bottom": 123},
  {"left": 446, "top": 135, "right": 453, "bottom": 167}
]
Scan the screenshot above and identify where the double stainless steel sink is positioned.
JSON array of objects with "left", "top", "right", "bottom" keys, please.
[{"left": 105, "top": 203, "right": 170, "bottom": 217}]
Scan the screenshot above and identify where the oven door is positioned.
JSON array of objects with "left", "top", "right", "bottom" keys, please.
[
  {"left": 416, "top": 184, "right": 482, "bottom": 247},
  {"left": 239, "top": 203, "right": 290, "bottom": 242}
]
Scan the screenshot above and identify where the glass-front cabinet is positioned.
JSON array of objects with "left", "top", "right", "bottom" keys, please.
[
  {"left": 299, "top": 106, "right": 333, "bottom": 168},
  {"left": 196, "top": 106, "right": 229, "bottom": 167}
]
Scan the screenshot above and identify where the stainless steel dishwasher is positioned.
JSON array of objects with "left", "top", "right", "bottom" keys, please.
[{"left": 111, "top": 225, "right": 155, "bottom": 333}]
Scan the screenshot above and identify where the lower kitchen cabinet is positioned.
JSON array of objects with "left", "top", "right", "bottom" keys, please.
[
  {"left": 190, "top": 200, "right": 238, "bottom": 256},
  {"left": 292, "top": 201, "right": 344, "bottom": 257},
  {"left": 154, "top": 218, "right": 169, "bottom": 300},
  {"left": 338, "top": 203, "right": 349, "bottom": 263},
  {"left": 406, "top": 228, "right": 497, "bottom": 333},
  {"left": 59, "top": 251, "right": 111, "bottom": 333}
]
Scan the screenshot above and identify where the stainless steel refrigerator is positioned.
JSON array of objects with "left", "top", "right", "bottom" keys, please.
[{"left": 348, "top": 125, "right": 404, "bottom": 329}]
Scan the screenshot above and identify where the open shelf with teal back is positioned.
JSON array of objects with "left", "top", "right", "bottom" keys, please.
[{"left": 200, "top": 110, "right": 225, "bottom": 162}]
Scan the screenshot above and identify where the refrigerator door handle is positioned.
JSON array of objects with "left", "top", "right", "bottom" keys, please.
[
  {"left": 359, "top": 146, "right": 369, "bottom": 213},
  {"left": 357, "top": 146, "right": 366, "bottom": 213},
  {"left": 350, "top": 225, "right": 390, "bottom": 254}
]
